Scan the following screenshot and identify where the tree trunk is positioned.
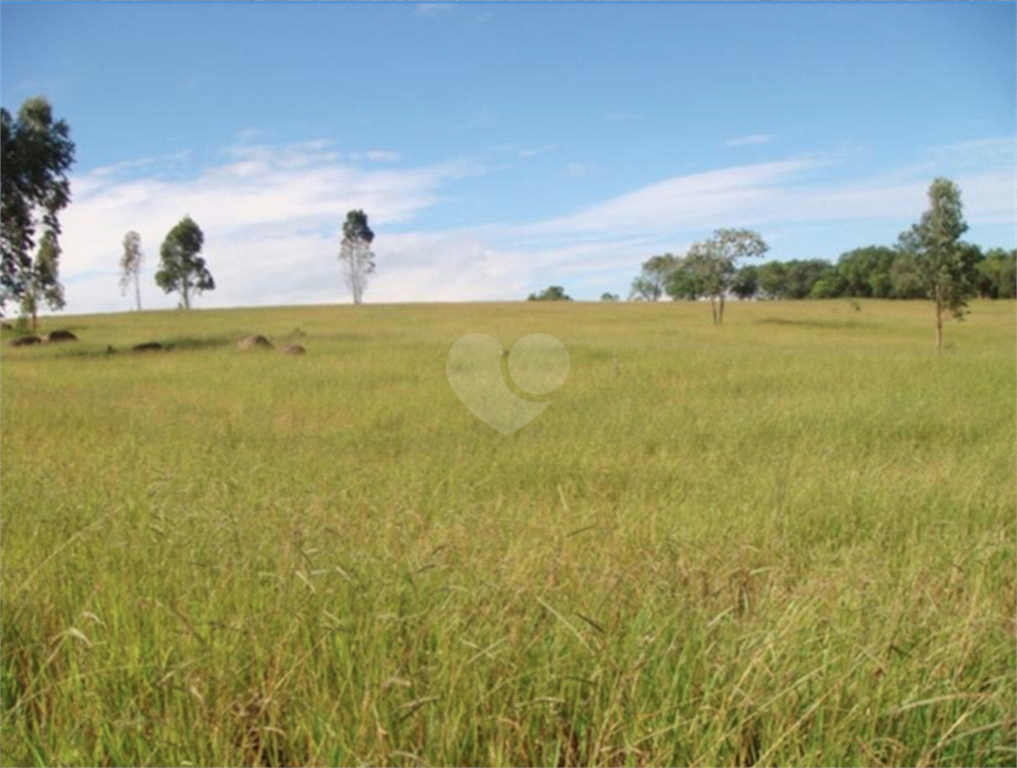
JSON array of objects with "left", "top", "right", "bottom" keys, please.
[
  {"left": 710, "top": 295, "right": 719, "bottom": 325},
  {"left": 719, "top": 293, "right": 726, "bottom": 324},
  {"left": 935, "top": 296, "right": 943, "bottom": 353},
  {"left": 134, "top": 273, "right": 142, "bottom": 312},
  {"left": 182, "top": 283, "right": 191, "bottom": 310}
]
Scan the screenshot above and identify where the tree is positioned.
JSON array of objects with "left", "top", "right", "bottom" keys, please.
[
  {"left": 1, "top": 97, "right": 76, "bottom": 314},
  {"left": 20, "top": 228, "right": 65, "bottom": 332},
  {"left": 528, "top": 285, "right": 572, "bottom": 301},
  {"left": 155, "top": 216, "right": 213, "bottom": 309},
  {"left": 600, "top": 292, "right": 620, "bottom": 301},
  {"left": 976, "top": 248, "right": 1017, "bottom": 299},
  {"left": 731, "top": 264, "right": 759, "bottom": 300},
  {"left": 663, "top": 256, "right": 704, "bottom": 300},
  {"left": 888, "top": 252, "right": 927, "bottom": 299},
  {"left": 756, "top": 261, "right": 787, "bottom": 299},
  {"left": 686, "top": 228, "right": 768, "bottom": 323},
  {"left": 339, "top": 209, "right": 375, "bottom": 304},
  {"left": 897, "top": 178, "right": 979, "bottom": 352},
  {"left": 629, "top": 253, "right": 677, "bottom": 301},
  {"left": 836, "top": 246, "right": 897, "bottom": 297},
  {"left": 120, "top": 230, "right": 144, "bottom": 311}
]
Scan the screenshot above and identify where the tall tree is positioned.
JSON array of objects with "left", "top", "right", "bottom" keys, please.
[
  {"left": 0, "top": 97, "right": 76, "bottom": 314},
  {"left": 687, "top": 228, "right": 768, "bottom": 323},
  {"left": 120, "top": 230, "right": 144, "bottom": 311},
  {"left": 339, "top": 209, "right": 375, "bottom": 304},
  {"left": 629, "top": 253, "right": 677, "bottom": 301},
  {"left": 897, "top": 178, "right": 979, "bottom": 352},
  {"left": 20, "top": 229, "right": 65, "bottom": 332},
  {"left": 155, "top": 216, "right": 214, "bottom": 309}
]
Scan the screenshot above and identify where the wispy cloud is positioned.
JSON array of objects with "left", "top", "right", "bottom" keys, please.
[
  {"left": 724, "top": 134, "right": 775, "bottom": 147},
  {"left": 414, "top": 3, "right": 453, "bottom": 17},
  {"left": 51, "top": 135, "right": 1015, "bottom": 314},
  {"left": 58, "top": 142, "right": 488, "bottom": 313},
  {"left": 366, "top": 149, "right": 400, "bottom": 162},
  {"left": 517, "top": 144, "right": 558, "bottom": 158}
]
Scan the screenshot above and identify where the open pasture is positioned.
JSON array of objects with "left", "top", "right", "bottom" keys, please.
[{"left": 1, "top": 299, "right": 1014, "bottom": 766}]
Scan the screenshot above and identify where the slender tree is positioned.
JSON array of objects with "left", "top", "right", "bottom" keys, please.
[
  {"left": 1, "top": 97, "right": 75, "bottom": 314},
  {"left": 897, "top": 178, "right": 979, "bottom": 352},
  {"left": 339, "top": 210, "right": 375, "bottom": 304},
  {"left": 20, "top": 228, "right": 65, "bottom": 332},
  {"left": 687, "top": 228, "right": 768, "bottom": 323},
  {"left": 155, "top": 216, "right": 214, "bottom": 309},
  {"left": 120, "top": 230, "right": 144, "bottom": 311}
]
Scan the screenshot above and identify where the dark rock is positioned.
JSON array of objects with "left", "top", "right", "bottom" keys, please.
[
  {"left": 47, "top": 329, "right": 77, "bottom": 342},
  {"left": 132, "top": 342, "right": 163, "bottom": 352},
  {"left": 9, "top": 335, "right": 42, "bottom": 347}
]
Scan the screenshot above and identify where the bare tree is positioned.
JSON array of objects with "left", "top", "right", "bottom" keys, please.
[{"left": 120, "top": 230, "right": 143, "bottom": 311}]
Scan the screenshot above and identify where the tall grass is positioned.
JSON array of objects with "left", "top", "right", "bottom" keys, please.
[{"left": 2, "top": 299, "right": 1014, "bottom": 766}]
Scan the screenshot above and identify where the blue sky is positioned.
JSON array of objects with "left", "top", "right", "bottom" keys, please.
[{"left": 2, "top": 2, "right": 1014, "bottom": 312}]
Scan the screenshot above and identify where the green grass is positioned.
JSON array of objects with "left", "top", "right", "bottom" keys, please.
[{"left": 2, "top": 299, "right": 1014, "bottom": 767}]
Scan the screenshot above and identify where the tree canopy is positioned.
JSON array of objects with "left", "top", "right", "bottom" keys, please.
[
  {"left": 629, "top": 254, "right": 677, "bottom": 301},
  {"left": 155, "top": 216, "right": 214, "bottom": 309},
  {"left": 0, "top": 97, "right": 75, "bottom": 314},
  {"left": 527, "top": 285, "right": 572, "bottom": 301},
  {"left": 339, "top": 209, "right": 375, "bottom": 305}
]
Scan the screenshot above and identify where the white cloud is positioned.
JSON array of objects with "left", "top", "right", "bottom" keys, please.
[
  {"left": 724, "top": 134, "right": 775, "bottom": 147},
  {"left": 366, "top": 150, "right": 400, "bottom": 162},
  {"left": 50, "top": 136, "right": 1015, "bottom": 314},
  {"left": 56, "top": 143, "right": 487, "bottom": 313},
  {"left": 517, "top": 144, "right": 558, "bottom": 158}
]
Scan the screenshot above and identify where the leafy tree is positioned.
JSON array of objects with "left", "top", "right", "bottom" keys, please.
[
  {"left": 888, "top": 251, "right": 927, "bottom": 299},
  {"left": 836, "top": 246, "right": 897, "bottom": 298},
  {"left": 664, "top": 256, "right": 704, "bottom": 300},
  {"left": 756, "top": 261, "right": 787, "bottom": 299},
  {"left": 730, "top": 264, "right": 759, "bottom": 300},
  {"left": 897, "top": 178, "right": 979, "bottom": 352},
  {"left": 781, "top": 259, "right": 833, "bottom": 299},
  {"left": 600, "top": 292, "right": 620, "bottom": 302},
  {"left": 629, "top": 254, "right": 677, "bottom": 301},
  {"left": 155, "top": 216, "right": 213, "bottom": 309},
  {"left": 19, "top": 228, "right": 65, "bottom": 332},
  {"left": 686, "top": 229, "right": 768, "bottom": 323},
  {"left": 339, "top": 209, "right": 375, "bottom": 305},
  {"left": 0, "top": 97, "right": 75, "bottom": 314},
  {"left": 528, "top": 285, "right": 572, "bottom": 301},
  {"left": 976, "top": 248, "right": 1017, "bottom": 299},
  {"left": 120, "top": 230, "right": 144, "bottom": 311}
]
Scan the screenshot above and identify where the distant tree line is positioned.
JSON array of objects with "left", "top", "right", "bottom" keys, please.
[
  {"left": 625, "top": 178, "right": 1005, "bottom": 350},
  {"left": 651, "top": 244, "right": 1015, "bottom": 303}
]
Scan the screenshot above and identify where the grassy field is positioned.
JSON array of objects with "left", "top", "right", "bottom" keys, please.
[{"left": 1, "top": 298, "right": 1014, "bottom": 767}]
